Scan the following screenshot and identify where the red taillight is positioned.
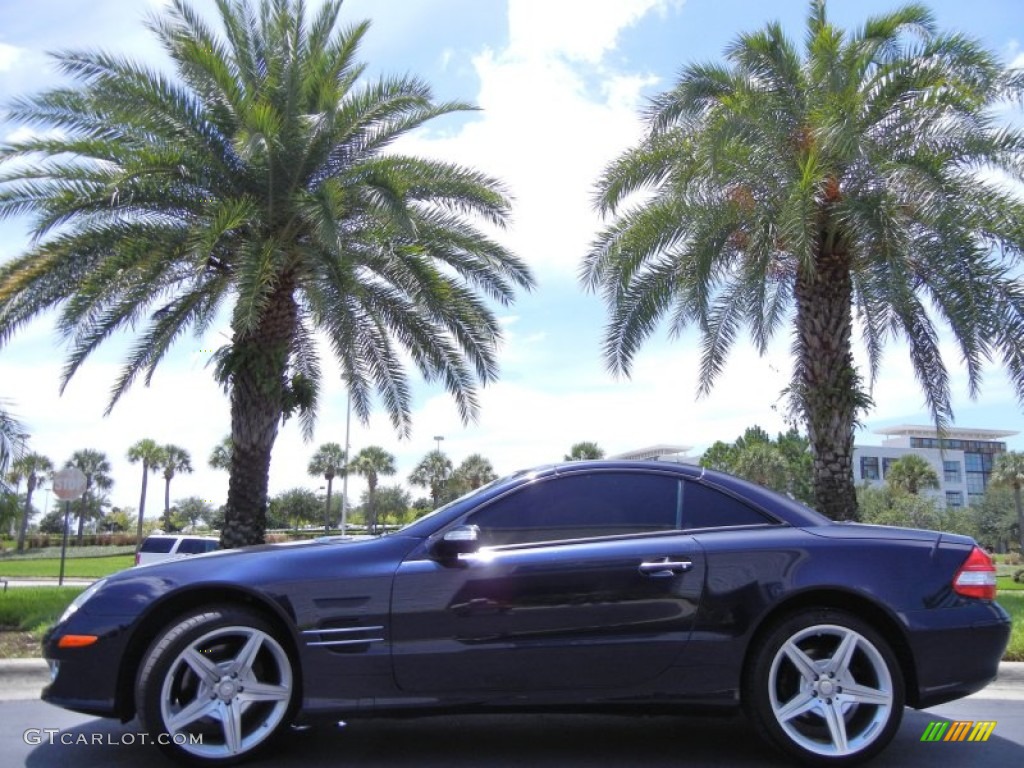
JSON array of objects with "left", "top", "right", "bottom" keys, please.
[
  {"left": 134, "top": 552, "right": 140, "bottom": 566},
  {"left": 953, "top": 546, "right": 997, "bottom": 600}
]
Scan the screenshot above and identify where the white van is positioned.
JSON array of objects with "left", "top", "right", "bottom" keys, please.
[{"left": 135, "top": 535, "right": 219, "bottom": 566}]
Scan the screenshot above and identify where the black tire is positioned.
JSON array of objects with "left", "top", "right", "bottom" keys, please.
[
  {"left": 743, "top": 608, "right": 905, "bottom": 766},
  {"left": 136, "top": 605, "right": 296, "bottom": 765}
]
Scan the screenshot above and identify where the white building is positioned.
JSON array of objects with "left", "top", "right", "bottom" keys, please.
[
  {"left": 852, "top": 425, "right": 1016, "bottom": 508},
  {"left": 610, "top": 444, "right": 699, "bottom": 465}
]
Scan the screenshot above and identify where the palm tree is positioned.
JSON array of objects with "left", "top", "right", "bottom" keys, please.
[
  {"left": 11, "top": 452, "right": 52, "bottom": 552},
  {"left": 126, "top": 439, "right": 165, "bottom": 550},
  {"left": 454, "top": 453, "right": 497, "bottom": 490},
  {"left": 584, "top": 1, "right": 1024, "bottom": 521},
  {"left": 160, "top": 445, "right": 193, "bottom": 531},
  {"left": 884, "top": 454, "right": 940, "bottom": 496},
  {"left": 308, "top": 442, "right": 347, "bottom": 531},
  {"left": 348, "top": 446, "right": 396, "bottom": 534},
  {"left": 0, "top": 0, "right": 533, "bottom": 548},
  {"left": 66, "top": 449, "right": 112, "bottom": 544},
  {"left": 409, "top": 450, "right": 453, "bottom": 508},
  {"left": 208, "top": 436, "right": 233, "bottom": 472},
  {"left": 565, "top": 442, "right": 604, "bottom": 461},
  {"left": 990, "top": 451, "right": 1024, "bottom": 554},
  {"left": 0, "top": 399, "right": 27, "bottom": 480}
]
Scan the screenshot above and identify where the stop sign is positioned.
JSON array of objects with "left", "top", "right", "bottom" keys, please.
[{"left": 53, "top": 467, "right": 88, "bottom": 501}]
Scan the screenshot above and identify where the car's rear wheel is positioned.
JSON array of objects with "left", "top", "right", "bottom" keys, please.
[
  {"left": 136, "top": 605, "right": 296, "bottom": 765},
  {"left": 744, "top": 609, "right": 904, "bottom": 766}
]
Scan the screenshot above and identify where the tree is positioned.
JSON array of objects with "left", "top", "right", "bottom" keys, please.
[
  {"left": 409, "top": 450, "right": 453, "bottom": 508},
  {"left": 584, "top": 1, "right": 1024, "bottom": 521},
  {"left": 0, "top": 0, "right": 533, "bottom": 549},
  {"left": 159, "top": 445, "right": 193, "bottom": 531},
  {"left": 174, "top": 496, "right": 213, "bottom": 531},
  {"left": 127, "top": 439, "right": 165, "bottom": 550},
  {"left": 700, "top": 426, "right": 813, "bottom": 502},
  {"left": 66, "top": 449, "right": 112, "bottom": 544},
  {"left": 208, "top": 437, "right": 233, "bottom": 472},
  {"left": 453, "top": 453, "right": 498, "bottom": 492},
  {"left": 565, "top": 442, "right": 604, "bottom": 461},
  {"left": 308, "top": 443, "right": 347, "bottom": 531},
  {"left": 348, "top": 446, "right": 396, "bottom": 534},
  {"left": 268, "top": 488, "right": 321, "bottom": 530},
  {"left": 10, "top": 452, "right": 52, "bottom": 552},
  {"left": 884, "top": 454, "right": 939, "bottom": 496},
  {"left": 99, "top": 507, "right": 133, "bottom": 534},
  {"left": 361, "top": 484, "right": 412, "bottom": 529},
  {"left": 991, "top": 451, "right": 1024, "bottom": 553}
]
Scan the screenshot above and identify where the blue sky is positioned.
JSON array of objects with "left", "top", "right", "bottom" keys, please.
[{"left": 2, "top": 0, "right": 1024, "bottom": 513}]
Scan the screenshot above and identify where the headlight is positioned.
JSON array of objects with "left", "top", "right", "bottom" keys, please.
[{"left": 59, "top": 578, "right": 108, "bottom": 624}]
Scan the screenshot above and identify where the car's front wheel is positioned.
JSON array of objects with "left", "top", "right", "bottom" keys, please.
[
  {"left": 136, "top": 605, "right": 296, "bottom": 765},
  {"left": 744, "top": 609, "right": 904, "bottom": 766}
]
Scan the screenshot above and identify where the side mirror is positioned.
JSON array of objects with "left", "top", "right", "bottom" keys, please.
[{"left": 429, "top": 525, "right": 482, "bottom": 563}]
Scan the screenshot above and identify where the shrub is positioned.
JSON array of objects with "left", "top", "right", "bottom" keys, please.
[{"left": 1014, "top": 568, "right": 1024, "bottom": 584}]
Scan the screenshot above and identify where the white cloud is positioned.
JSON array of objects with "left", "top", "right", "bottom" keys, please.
[
  {"left": 0, "top": 43, "right": 24, "bottom": 72},
  {"left": 507, "top": 0, "right": 680, "bottom": 64}
]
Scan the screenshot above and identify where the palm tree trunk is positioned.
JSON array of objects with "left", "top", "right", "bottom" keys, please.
[
  {"left": 135, "top": 464, "right": 148, "bottom": 552},
  {"left": 76, "top": 478, "right": 91, "bottom": 545},
  {"left": 324, "top": 477, "right": 333, "bottom": 532},
  {"left": 221, "top": 279, "right": 299, "bottom": 548},
  {"left": 1015, "top": 484, "right": 1023, "bottom": 554},
  {"left": 795, "top": 237, "right": 860, "bottom": 521},
  {"left": 368, "top": 476, "right": 377, "bottom": 534},
  {"left": 16, "top": 475, "right": 36, "bottom": 553},
  {"left": 163, "top": 476, "right": 171, "bottom": 530}
]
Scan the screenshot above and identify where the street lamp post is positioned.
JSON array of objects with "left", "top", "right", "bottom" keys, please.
[{"left": 434, "top": 435, "right": 444, "bottom": 454}]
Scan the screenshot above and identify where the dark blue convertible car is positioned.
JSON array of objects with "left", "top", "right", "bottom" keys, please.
[{"left": 42, "top": 461, "right": 1010, "bottom": 765}]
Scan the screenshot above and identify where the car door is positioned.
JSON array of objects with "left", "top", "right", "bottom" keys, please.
[{"left": 391, "top": 470, "right": 706, "bottom": 693}]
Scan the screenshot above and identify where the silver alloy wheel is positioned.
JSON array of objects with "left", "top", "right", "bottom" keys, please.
[
  {"left": 158, "top": 624, "right": 293, "bottom": 760},
  {"left": 768, "top": 623, "right": 894, "bottom": 758}
]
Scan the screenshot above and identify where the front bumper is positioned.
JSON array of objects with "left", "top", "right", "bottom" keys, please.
[{"left": 41, "top": 616, "right": 135, "bottom": 719}]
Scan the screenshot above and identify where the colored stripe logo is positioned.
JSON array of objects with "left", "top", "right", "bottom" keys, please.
[{"left": 921, "top": 721, "right": 996, "bottom": 742}]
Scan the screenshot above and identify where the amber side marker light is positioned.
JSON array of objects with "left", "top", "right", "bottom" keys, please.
[
  {"left": 57, "top": 635, "right": 98, "bottom": 649},
  {"left": 952, "top": 546, "right": 997, "bottom": 600}
]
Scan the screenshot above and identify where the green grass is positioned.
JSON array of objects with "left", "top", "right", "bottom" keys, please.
[
  {"left": 0, "top": 554, "right": 133, "bottom": 579},
  {"left": 0, "top": 587, "right": 85, "bottom": 631},
  {"left": 998, "top": 592, "right": 1024, "bottom": 661}
]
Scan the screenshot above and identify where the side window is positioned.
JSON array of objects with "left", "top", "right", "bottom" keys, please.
[
  {"left": 682, "top": 481, "right": 772, "bottom": 529},
  {"left": 464, "top": 472, "right": 679, "bottom": 546},
  {"left": 140, "top": 537, "right": 175, "bottom": 553},
  {"left": 177, "top": 538, "right": 214, "bottom": 555}
]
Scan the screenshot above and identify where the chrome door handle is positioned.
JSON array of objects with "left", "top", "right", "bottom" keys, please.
[{"left": 638, "top": 559, "right": 693, "bottom": 577}]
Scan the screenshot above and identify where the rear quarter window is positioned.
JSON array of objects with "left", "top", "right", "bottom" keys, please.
[
  {"left": 682, "top": 481, "right": 773, "bottom": 529},
  {"left": 139, "top": 537, "right": 176, "bottom": 553}
]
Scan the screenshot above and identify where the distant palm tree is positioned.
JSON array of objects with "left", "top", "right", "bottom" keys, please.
[
  {"left": 585, "top": 1, "right": 1024, "bottom": 521},
  {"left": 348, "top": 446, "right": 397, "bottom": 533},
  {"left": 160, "top": 445, "right": 193, "bottom": 531},
  {"left": 11, "top": 452, "right": 52, "bottom": 552},
  {"left": 409, "top": 451, "right": 453, "bottom": 508},
  {"left": 455, "top": 453, "right": 497, "bottom": 490},
  {"left": 565, "top": 442, "right": 604, "bottom": 461},
  {"left": 885, "top": 455, "right": 940, "bottom": 496},
  {"left": 0, "top": 0, "right": 533, "bottom": 548},
  {"left": 66, "top": 449, "right": 112, "bottom": 544},
  {"left": 308, "top": 443, "right": 347, "bottom": 531},
  {"left": 991, "top": 451, "right": 1024, "bottom": 554},
  {"left": 126, "top": 439, "right": 165, "bottom": 550},
  {"left": 208, "top": 437, "right": 233, "bottom": 472}
]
